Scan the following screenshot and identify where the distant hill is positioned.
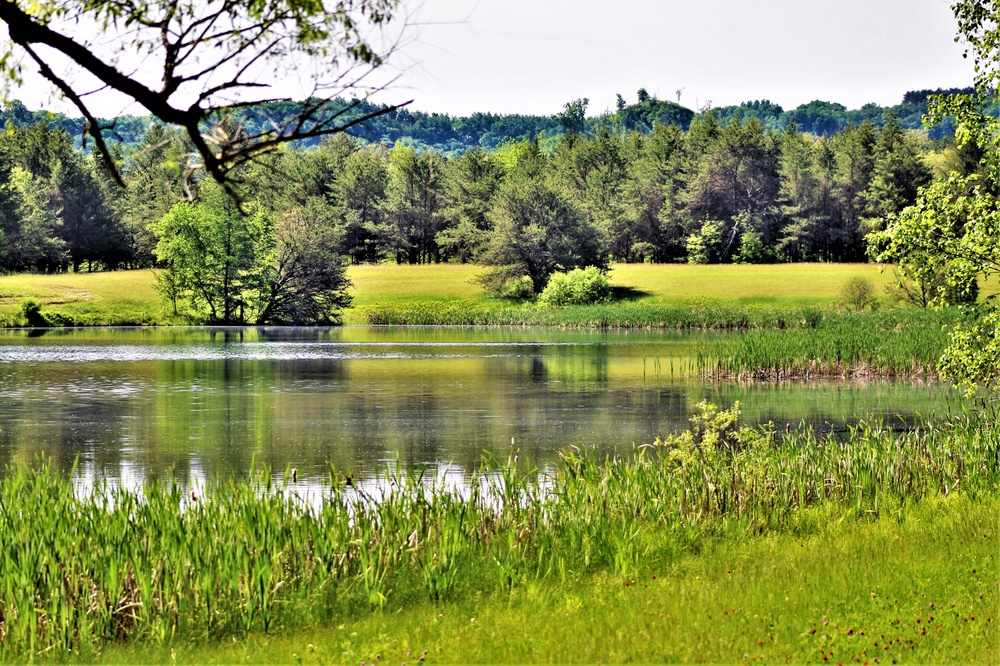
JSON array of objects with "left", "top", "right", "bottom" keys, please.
[
  {"left": 1, "top": 87, "right": 992, "bottom": 154},
  {"left": 704, "top": 88, "right": 991, "bottom": 139}
]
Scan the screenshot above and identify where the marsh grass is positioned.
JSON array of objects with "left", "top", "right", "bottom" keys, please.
[
  {"left": 702, "top": 309, "right": 957, "bottom": 380},
  {"left": 0, "top": 403, "right": 997, "bottom": 660}
]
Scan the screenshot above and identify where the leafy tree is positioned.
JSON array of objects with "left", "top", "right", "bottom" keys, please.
[
  {"left": 552, "top": 127, "right": 631, "bottom": 260},
  {"left": 864, "top": 114, "right": 932, "bottom": 223},
  {"left": 841, "top": 276, "right": 876, "bottom": 312},
  {"left": 114, "top": 124, "right": 188, "bottom": 268},
  {"left": 869, "top": 0, "right": 1000, "bottom": 390},
  {"left": 555, "top": 99, "right": 589, "bottom": 135},
  {"left": 828, "top": 121, "right": 878, "bottom": 260},
  {"left": 776, "top": 125, "right": 826, "bottom": 260},
  {"left": 337, "top": 147, "right": 390, "bottom": 264},
  {"left": 436, "top": 147, "right": 504, "bottom": 262},
  {"left": 255, "top": 205, "right": 353, "bottom": 324},
  {"left": 627, "top": 123, "right": 690, "bottom": 262},
  {"left": 787, "top": 101, "right": 849, "bottom": 136},
  {"left": 1, "top": 166, "right": 68, "bottom": 272},
  {"left": 151, "top": 184, "right": 273, "bottom": 324},
  {"left": 686, "top": 118, "right": 781, "bottom": 261},
  {"left": 686, "top": 219, "right": 725, "bottom": 264},
  {"left": 1, "top": 122, "right": 123, "bottom": 270},
  {"left": 478, "top": 179, "right": 603, "bottom": 295},
  {"left": 382, "top": 143, "right": 445, "bottom": 264}
]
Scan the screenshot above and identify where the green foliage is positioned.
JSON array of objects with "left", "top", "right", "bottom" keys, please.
[
  {"left": 732, "top": 229, "right": 773, "bottom": 264},
  {"left": 537, "top": 267, "right": 612, "bottom": 306},
  {"left": 868, "top": 1, "right": 1000, "bottom": 392},
  {"left": 841, "top": 275, "right": 877, "bottom": 312},
  {"left": 686, "top": 220, "right": 724, "bottom": 264},
  {"left": 555, "top": 98, "right": 589, "bottom": 134},
  {"left": 477, "top": 178, "right": 604, "bottom": 294},
  {"left": 151, "top": 181, "right": 353, "bottom": 325},
  {"left": 886, "top": 265, "right": 979, "bottom": 309},
  {"left": 0, "top": 89, "right": 956, "bottom": 279},
  {"left": 152, "top": 185, "right": 274, "bottom": 324},
  {"left": 18, "top": 298, "right": 44, "bottom": 326}
]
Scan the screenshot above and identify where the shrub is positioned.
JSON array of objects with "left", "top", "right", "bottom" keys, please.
[
  {"left": 732, "top": 230, "right": 773, "bottom": 264},
  {"left": 538, "top": 267, "right": 612, "bottom": 306},
  {"left": 19, "top": 299, "right": 48, "bottom": 326},
  {"left": 841, "top": 276, "right": 876, "bottom": 312}
]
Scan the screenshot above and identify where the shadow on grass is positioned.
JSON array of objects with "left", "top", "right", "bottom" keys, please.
[{"left": 611, "top": 286, "right": 652, "bottom": 302}]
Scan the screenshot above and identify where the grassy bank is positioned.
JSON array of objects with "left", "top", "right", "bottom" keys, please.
[
  {"left": 103, "top": 493, "right": 999, "bottom": 664},
  {"left": 0, "top": 270, "right": 163, "bottom": 327},
  {"left": 1, "top": 403, "right": 997, "bottom": 660},
  {"left": 0, "top": 263, "right": 921, "bottom": 327},
  {"left": 0, "top": 265, "right": 975, "bottom": 379}
]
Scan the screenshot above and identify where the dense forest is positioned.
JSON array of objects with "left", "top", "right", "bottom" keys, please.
[
  {"left": 0, "top": 106, "right": 970, "bottom": 269},
  {"left": 0, "top": 86, "right": 991, "bottom": 321}
]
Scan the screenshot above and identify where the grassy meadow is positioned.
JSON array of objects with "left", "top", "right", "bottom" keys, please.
[
  {"left": 1, "top": 403, "right": 997, "bottom": 661},
  {"left": 0, "top": 263, "right": 908, "bottom": 327}
]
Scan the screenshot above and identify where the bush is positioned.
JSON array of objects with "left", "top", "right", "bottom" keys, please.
[
  {"left": 19, "top": 299, "right": 48, "bottom": 326},
  {"left": 841, "top": 276, "right": 876, "bottom": 312},
  {"left": 538, "top": 267, "right": 612, "bottom": 306}
]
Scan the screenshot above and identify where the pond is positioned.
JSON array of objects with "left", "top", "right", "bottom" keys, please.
[{"left": 0, "top": 326, "right": 961, "bottom": 485}]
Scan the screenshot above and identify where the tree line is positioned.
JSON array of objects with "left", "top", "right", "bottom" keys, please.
[{"left": 0, "top": 106, "right": 980, "bottom": 321}]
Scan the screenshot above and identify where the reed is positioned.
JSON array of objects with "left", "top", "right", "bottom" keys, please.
[
  {"left": 359, "top": 301, "right": 958, "bottom": 330},
  {"left": 0, "top": 404, "right": 996, "bottom": 659},
  {"left": 701, "top": 311, "right": 954, "bottom": 379}
]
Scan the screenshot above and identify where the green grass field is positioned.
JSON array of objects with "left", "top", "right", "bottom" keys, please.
[
  {"left": 100, "top": 493, "right": 998, "bottom": 664},
  {"left": 0, "top": 263, "right": 908, "bottom": 326},
  {"left": 0, "top": 269, "right": 163, "bottom": 326}
]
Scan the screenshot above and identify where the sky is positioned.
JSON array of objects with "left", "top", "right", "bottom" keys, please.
[
  {"left": 376, "top": 0, "right": 977, "bottom": 116},
  {"left": 7, "top": 0, "right": 979, "bottom": 119}
]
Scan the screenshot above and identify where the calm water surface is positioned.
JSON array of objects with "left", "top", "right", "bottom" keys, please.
[{"left": 0, "top": 327, "right": 961, "bottom": 484}]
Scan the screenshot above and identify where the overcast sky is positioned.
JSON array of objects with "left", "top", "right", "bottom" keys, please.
[
  {"left": 377, "top": 0, "right": 976, "bottom": 116},
  {"left": 10, "top": 0, "right": 977, "bottom": 118}
]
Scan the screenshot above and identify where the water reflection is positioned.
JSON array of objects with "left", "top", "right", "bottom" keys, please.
[{"left": 0, "top": 326, "right": 961, "bottom": 485}]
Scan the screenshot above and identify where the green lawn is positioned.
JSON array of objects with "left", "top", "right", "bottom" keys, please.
[
  {"left": 0, "top": 263, "right": 992, "bottom": 326},
  {"left": 348, "top": 262, "right": 899, "bottom": 309},
  {"left": 97, "top": 493, "right": 998, "bottom": 664},
  {"left": 0, "top": 269, "right": 163, "bottom": 326}
]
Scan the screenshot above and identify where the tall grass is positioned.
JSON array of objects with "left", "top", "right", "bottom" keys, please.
[
  {"left": 358, "top": 300, "right": 827, "bottom": 327},
  {"left": 0, "top": 403, "right": 997, "bottom": 659},
  {"left": 701, "top": 310, "right": 955, "bottom": 379},
  {"left": 359, "top": 301, "right": 956, "bottom": 328}
]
